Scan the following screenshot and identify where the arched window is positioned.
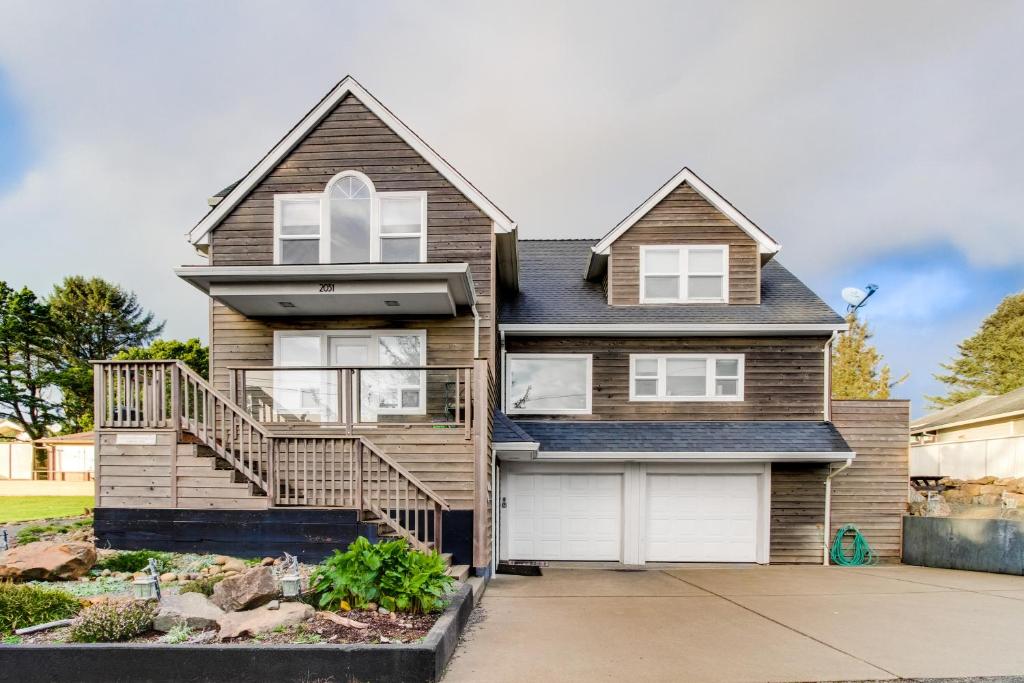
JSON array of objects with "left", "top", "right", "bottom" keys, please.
[
  {"left": 273, "top": 169, "right": 427, "bottom": 265},
  {"left": 325, "top": 171, "right": 373, "bottom": 263}
]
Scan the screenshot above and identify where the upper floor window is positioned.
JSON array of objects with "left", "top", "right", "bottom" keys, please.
[
  {"left": 273, "top": 170, "right": 427, "bottom": 265},
  {"left": 629, "top": 353, "right": 743, "bottom": 401},
  {"left": 639, "top": 245, "right": 728, "bottom": 303},
  {"left": 505, "top": 354, "right": 592, "bottom": 415}
]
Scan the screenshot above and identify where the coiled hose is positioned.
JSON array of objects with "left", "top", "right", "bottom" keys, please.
[{"left": 829, "top": 524, "right": 877, "bottom": 566}]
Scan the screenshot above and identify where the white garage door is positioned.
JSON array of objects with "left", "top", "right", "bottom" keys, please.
[
  {"left": 646, "top": 474, "right": 759, "bottom": 562},
  {"left": 507, "top": 474, "right": 622, "bottom": 561}
]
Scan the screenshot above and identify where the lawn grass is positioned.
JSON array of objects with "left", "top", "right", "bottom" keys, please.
[{"left": 0, "top": 497, "right": 94, "bottom": 523}]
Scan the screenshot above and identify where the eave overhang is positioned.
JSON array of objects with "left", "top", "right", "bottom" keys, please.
[
  {"left": 496, "top": 449, "right": 855, "bottom": 463},
  {"left": 175, "top": 263, "right": 476, "bottom": 317}
]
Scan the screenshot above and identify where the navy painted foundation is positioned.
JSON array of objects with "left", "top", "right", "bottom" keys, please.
[{"left": 94, "top": 507, "right": 474, "bottom": 565}]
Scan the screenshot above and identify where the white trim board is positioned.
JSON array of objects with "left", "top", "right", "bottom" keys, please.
[
  {"left": 592, "top": 167, "right": 781, "bottom": 257},
  {"left": 189, "top": 76, "right": 515, "bottom": 245}
]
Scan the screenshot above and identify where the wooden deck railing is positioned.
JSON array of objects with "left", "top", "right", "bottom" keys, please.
[
  {"left": 93, "top": 360, "right": 451, "bottom": 552},
  {"left": 226, "top": 365, "right": 473, "bottom": 439}
]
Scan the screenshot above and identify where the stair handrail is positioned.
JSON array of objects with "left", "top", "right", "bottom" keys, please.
[
  {"left": 358, "top": 437, "right": 451, "bottom": 511},
  {"left": 173, "top": 362, "right": 272, "bottom": 438}
]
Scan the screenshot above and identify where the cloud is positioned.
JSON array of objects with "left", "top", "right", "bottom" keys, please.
[{"left": 0, "top": 1, "right": 1021, "bottom": 413}]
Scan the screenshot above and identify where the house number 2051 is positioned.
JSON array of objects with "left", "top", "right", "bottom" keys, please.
[{"left": 318, "top": 283, "right": 335, "bottom": 293}]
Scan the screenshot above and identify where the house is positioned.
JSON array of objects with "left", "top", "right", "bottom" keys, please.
[
  {"left": 910, "top": 387, "right": 1024, "bottom": 479},
  {"left": 91, "top": 77, "right": 908, "bottom": 571},
  {"left": 0, "top": 420, "right": 34, "bottom": 481},
  {"left": 36, "top": 432, "right": 95, "bottom": 482}
]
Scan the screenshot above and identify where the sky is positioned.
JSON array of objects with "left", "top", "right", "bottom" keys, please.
[{"left": 0, "top": 1, "right": 1022, "bottom": 418}]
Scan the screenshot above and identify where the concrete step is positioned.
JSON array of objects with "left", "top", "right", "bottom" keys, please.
[{"left": 446, "top": 564, "right": 469, "bottom": 582}]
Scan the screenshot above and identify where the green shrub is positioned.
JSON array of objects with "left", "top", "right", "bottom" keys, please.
[
  {"left": 0, "top": 581, "right": 82, "bottom": 635},
  {"left": 178, "top": 574, "right": 225, "bottom": 597},
  {"left": 67, "top": 600, "right": 157, "bottom": 643},
  {"left": 95, "top": 550, "right": 174, "bottom": 574},
  {"left": 309, "top": 537, "right": 455, "bottom": 614}
]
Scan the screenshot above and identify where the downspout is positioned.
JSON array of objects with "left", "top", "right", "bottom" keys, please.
[
  {"left": 823, "top": 458, "right": 853, "bottom": 566},
  {"left": 471, "top": 304, "right": 481, "bottom": 359}
]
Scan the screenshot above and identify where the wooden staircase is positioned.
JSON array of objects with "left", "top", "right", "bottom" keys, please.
[{"left": 94, "top": 360, "right": 452, "bottom": 554}]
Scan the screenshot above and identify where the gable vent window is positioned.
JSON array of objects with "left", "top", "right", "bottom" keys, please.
[
  {"left": 640, "top": 245, "right": 728, "bottom": 303},
  {"left": 273, "top": 170, "right": 427, "bottom": 265},
  {"left": 629, "top": 354, "right": 743, "bottom": 401}
]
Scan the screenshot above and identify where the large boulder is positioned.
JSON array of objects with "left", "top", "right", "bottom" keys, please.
[
  {"left": 0, "top": 541, "right": 96, "bottom": 581},
  {"left": 154, "top": 592, "right": 225, "bottom": 632},
  {"left": 210, "top": 565, "right": 278, "bottom": 612},
  {"left": 217, "top": 602, "right": 313, "bottom": 640}
]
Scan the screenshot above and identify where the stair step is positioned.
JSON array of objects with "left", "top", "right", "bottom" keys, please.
[
  {"left": 446, "top": 565, "right": 470, "bottom": 582},
  {"left": 441, "top": 553, "right": 452, "bottom": 566}
]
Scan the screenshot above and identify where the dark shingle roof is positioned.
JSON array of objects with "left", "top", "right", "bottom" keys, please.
[
  {"left": 493, "top": 410, "right": 536, "bottom": 443},
  {"left": 504, "top": 420, "right": 852, "bottom": 453},
  {"left": 500, "top": 240, "right": 844, "bottom": 326}
]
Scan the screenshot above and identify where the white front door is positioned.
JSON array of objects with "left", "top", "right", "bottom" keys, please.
[
  {"left": 645, "top": 474, "right": 759, "bottom": 562},
  {"left": 506, "top": 473, "right": 623, "bottom": 561}
]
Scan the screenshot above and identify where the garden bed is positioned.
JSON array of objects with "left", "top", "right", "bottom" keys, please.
[{"left": 0, "top": 583, "right": 474, "bottom": 683}]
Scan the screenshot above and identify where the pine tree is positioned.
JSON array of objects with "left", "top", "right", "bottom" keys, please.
[
  {"left": 48, "top": 276, "right": 164, "bottom": 431},
  {"left": 831, "top": 313, "right": 902, "bottom": 400},
  {"left": 0, "top": 283, "right": 63, "bottom": 443},
  {"left": 115, "top": 338, "right": 209, "bottom": 379},
  {"left": 929, "top": 291, "right": 1024, "bottom": 408}
]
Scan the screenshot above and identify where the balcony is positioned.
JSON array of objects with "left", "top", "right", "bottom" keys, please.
[
  {"left": 226, "top": 365, "right": 474, "bottom": 436},
  {"left": 175, "top": 263, "right": 476, "bottom": 317}
]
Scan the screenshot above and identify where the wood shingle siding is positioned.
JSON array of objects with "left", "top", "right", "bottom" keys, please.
[
  {"left": 770, "top": 400, "right": 909, "bottom": 564},
  {"left": 829, "top": 400, "right": 910, "bottom": 563},
  {"left": 609, "top": 183, "right": 760, "bottom": 305},
  {"left": 504, "top": 335, "right": 828, "bottom": 421}
]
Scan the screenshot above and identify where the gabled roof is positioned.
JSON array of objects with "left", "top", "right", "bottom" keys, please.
[
  {"left": 500, "top": 239, "right": 845, "bottom": 329},
  {"left": 911, "top": 387, "right": 1024, "bottom": 433},
  {"left": 591, "top": 167, "right": 781, "bottom": 257},
  {"left": 188, "top": 76, "right": 515, "bottom": 245}
]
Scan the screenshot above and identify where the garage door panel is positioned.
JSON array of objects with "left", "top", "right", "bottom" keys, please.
[
  {"left": 507, "top": 473, "right": 623, "bottom": 561},
  {"left": 645, "top": 474, "right": 759, "bottom": 562}
]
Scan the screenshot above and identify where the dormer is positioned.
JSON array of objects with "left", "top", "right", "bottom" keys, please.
[{"left": 585, "top": 168, "right": 780, "bottom": 306}]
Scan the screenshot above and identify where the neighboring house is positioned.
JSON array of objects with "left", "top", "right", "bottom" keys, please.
[
  {"left": 910, "top": 388, "right": 1024, "bottom": 479},
  {"left": 37, "top": 432, "right": 96, "bottom": 482},
  {"left": 91, "top": 76, "right": 908, "bottom": 571},
  {"left": 0, "top": 420, "right": 34, "bottom": 481}
]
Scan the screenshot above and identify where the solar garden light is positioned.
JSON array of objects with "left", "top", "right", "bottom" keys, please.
[
  {"left": 279, "top": 552, "right": 301, "bottom": 599},
  {"left": 132, "top": 558, "right": 162, "bottom": 601}
]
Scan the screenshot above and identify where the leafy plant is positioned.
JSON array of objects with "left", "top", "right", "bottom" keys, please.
[
  {"left": 67, "top": 600, "right": 157, "bottom": 643},
  {"left": 47, "top": 578, "right": 131, "bottom": 599},
  {"left": 161, "top": 623, "right": 192, "bottom": 644},
  {"left": 2, "top": 635, "right": 22, "bottom": 644},
  {"left": 95, "top": 550, "right": 173, "bottom": 574},
  {"left": 293, "top": 630, "right": 323, "bottom": 644},
  {"left": 0, "top": 581, "right": 82, "bottom": 635},
  {"left": 178, "top": 574, "right": 225, "bottom": 597},
  {"left": 309, "top": 537, "right": 454, "bottom": 615}
]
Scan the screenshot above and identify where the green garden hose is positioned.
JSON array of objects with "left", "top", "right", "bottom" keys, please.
[{"left": 829, "top": 524, "right": 877, "bottom": 566}]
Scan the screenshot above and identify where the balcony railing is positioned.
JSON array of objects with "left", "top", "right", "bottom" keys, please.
[{"left": 227, "top": 365, "right": 473, "bottom": 437}]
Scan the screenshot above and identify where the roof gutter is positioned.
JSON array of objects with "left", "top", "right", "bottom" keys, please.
[{"left": 909, "top": 407, "right": 1024, "bottom": 436}]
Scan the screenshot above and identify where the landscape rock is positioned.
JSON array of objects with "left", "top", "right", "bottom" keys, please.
[
  {"left": 266, "top": 600, "right": 280, "bottom": 610},
  {"left": 222, "top": 559, "right": 247, "bottom": 574},
  {"left": 925, "top": 495, "right": 951, "bottom": 517},
  {"left": 160, "top": 572, "right": 177, "bottom": 583},
  {"left": 960, "top": 483, "right": 983, "bottom": 497},
  {"left": 260, "top": 557, "right": 275, "bottom": 567},
  {"left": 154, "top": 592, "right": 225, "bottom": 632},
  {"left": 0, "top": 541, "right": 96, "bottom": 581},
  {"left": 210, "top": 565, "right": 279, "bottom": 611},
  {"left": 212, "top": 556, "right": 230, "bottom": 566},
  {"left": 974, "top": 476, "right": 998, "bottom": 485},
  {"left": 217, "top": 602, "right": 313, "bottom": 640}
]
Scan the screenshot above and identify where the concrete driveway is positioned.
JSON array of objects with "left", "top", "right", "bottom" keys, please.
[{"left": 443, "top": 564, "right": 1024, "bottom": 682}]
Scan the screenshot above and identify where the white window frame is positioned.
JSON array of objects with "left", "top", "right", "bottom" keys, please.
[
  {"left": 271, "top": 170, "right": 428, "bottom": 265},
  {"left": 504, "top": 353, "right": 593, "bottom": 416},
  {"left": 628, "top": 353, "right": 744, "bottom": 402},
  {"left": 639, "top": 245, "right": 729, "bottom": 304},
  {"left": 273, "top": 329, "right": 428, "bottom": 416},
  {"left": 273, "top": 194, "right": 324, "bottom": 265}
]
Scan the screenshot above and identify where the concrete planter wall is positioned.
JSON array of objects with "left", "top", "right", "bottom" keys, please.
[
  {"left": 0, "top": 583, "right": 475, "bottom": 683},
  {"left": 903, "top": 515, "right": 1024, "bottom": 575}
]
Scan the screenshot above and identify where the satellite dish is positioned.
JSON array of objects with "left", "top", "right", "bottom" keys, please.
[{"left": 842, "top": 287, "right": 867, "bottom": 307}]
